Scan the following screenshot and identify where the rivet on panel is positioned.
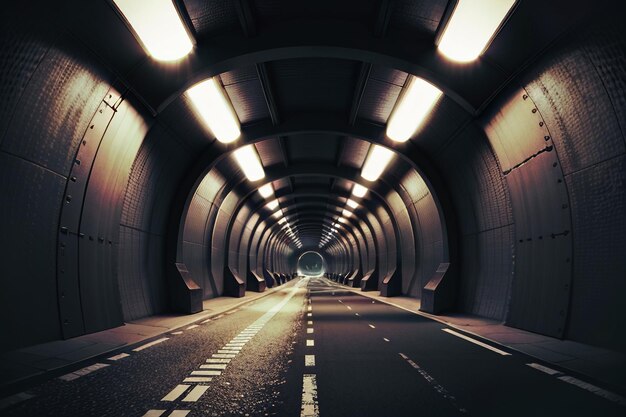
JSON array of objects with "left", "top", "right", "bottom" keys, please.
[
  {"left": 65, "top": 195, "right": 72, "bottom": 203},
  {"left": 544, "top": 135, "right": 551, "bottom": 141},
  {"left": 522, "top": 94, "right": 528, "bottom": 100},
  {"left": 552, "top": 162, "right": 558, "bottom": 167},
  {"left": 89, "top": 236, "right": 94, "bottom": 241},
  {"left": 70, "top": 176, "right": 77, "bottom": 182},
  {"left": 557, "top": 179, "right": 562, "bottom": 183},
  {"left": 539, "top": 122, "right": 544, "bottom": 127},
  {"left": 83, "top": 140, "right": 87, "bottom": 145},
  {"left": 531, "top": 108, "right": 537, "bottom": 113},
  {"left": 90, "top": 125, "right": 94, "bottom": 129},
  {"left": 75, "top": 159, "right": 81, "bottom": 166},
  {"left": 562, "top": 203, "right": 568, "bottom": 209}
]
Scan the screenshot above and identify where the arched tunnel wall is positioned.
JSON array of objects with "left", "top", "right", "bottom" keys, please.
[{"left": 0, "top": 7, "right": 624, "bottom": 354}]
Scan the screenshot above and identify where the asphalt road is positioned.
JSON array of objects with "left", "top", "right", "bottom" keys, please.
[{"left": 2, "top": 276, "right": 625, "bottom": 417}]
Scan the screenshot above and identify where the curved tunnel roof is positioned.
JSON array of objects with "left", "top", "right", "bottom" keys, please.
[{"left": 1, "top": 0, "right": 625, "bottom": 365}]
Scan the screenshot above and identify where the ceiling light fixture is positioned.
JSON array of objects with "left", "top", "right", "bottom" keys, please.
[
  {"left": 259, "top": 183, "right": 273, "bottom": 198},
  {"left": 342, "top": 209, "right": 353, "bottom": 218},
  {"left": 361, "top": 145, "right": 394, "bottom": 182},
  {"left": 186, "top": 78, "right": 240, "bottom": 143},
  {"left": 272, "top": 209, "right": 283, "bottom": 218},
  {"left": 386, "top": 76, "right": 442, "bottom": 142},
  {"left": 337, "top": 217, "right": 347, "bottom": 224},
  {"left": 266, "top": 199, "right": 279, "bottom": 211},
  {"left": 352, "top": 183, "right": 368, "bottom": 198},
  {"left": 112, "top": 0, "right": 193, "bottom": 61},
  {"left": 437, "top": 0, "right": 517, "bottom": 62},
  {"left": 346, "top": 199, "right": 358, "bottom": 209},
  {"left": 278, "top": 218, "right": 287, "bottom": 225},
  {"left": 232, "top": 145, "right": 265, "bottom": 181}
]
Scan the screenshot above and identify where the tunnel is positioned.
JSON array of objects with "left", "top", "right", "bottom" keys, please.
[{"left": 0, "top": 0, "right": 625, "bottom": 416}]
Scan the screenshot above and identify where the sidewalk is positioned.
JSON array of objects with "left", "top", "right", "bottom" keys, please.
[
  {"left": 349, "top": 287, "right": 626, "bottom": 393},
  {"left": 0, "top": 279, "right": 298, "bottom": 393}
]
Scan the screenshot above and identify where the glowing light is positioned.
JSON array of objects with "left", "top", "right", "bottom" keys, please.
[
  {"left": 113, "top": 0, "right": 193, "bottom": 61},
  {"left": 386, "top": 77, "right": 442, "bottom": 142},
  {"left": 259, "top": 183, "right": 273, "bottom": 198},
  {"left": 342, "top": 209, "right": 353, "bottom": 218},
  {"left": 232, "top": 145, "right": 265, "bottom": 181},
  {"left": 352, "top": 184, "right": 368, "bottom": 198},
  {"left": 266, "top": 199, "right": 279, "bottom": 210},
  {"left": 337, "top": 217, "right": 347, "bottom": 224},
  {"left": 438, "top": 0, "right": 517, "bottom": 62},
  {"left": 361, "top": 145, "right": 394, "bottom": 182},
  {"left": 186, "top": 78, "right": 240, "bottom": 143},
  {"left": 346, "top": 199, "right": 358, "bottom": 209},
  {"left": 278, "top": 218, "right": 287, "bottom": 225}
]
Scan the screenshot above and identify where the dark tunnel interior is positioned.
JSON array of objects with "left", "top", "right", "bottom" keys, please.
[{"left": 1, "top": 0, "right": 626, "bottom": 415}]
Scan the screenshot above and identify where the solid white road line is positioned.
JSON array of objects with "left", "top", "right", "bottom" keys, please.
[
  {"left": 161, "top": 385, "right": 190, "bottom": 402},
  {"left": 107, "top": 353, "right": 130, "bottom": 361},
  {"left": 207, "top": 358, "right": 231, "bottom": 363},
  {"left": 183, "top": 377, "right": 212, "bottom": 383},
  {"left": 368, "top": 324, "right": 375, "bottom": 329},
  {"left": 306, "top": 339, "right": 315, "bottom": 346},
  {"left": 305, "top": 355, "right": 316, "bottom": 366},
  {"left": 191, "top": 370, "right": 221, "bottom": 376},
  {"left": 557, "top": 376, "right": 626, "bottom": 406},
  {"left": 307, "top": 328, "right": 314, "bottom": 334},
  {"left": 200, "top": 364, "right": 227, "bottom": 370},
  {"left": 133, "top": 338, "right": 169, "bottom": 352},
  {"left": 442, "top": 328, "right": 511, "bottom": 356},
  {"left": 182, "top": 385, "right": 209, "bottom": 402},
  {"left": 141, "top": 410, "right": 166, "bottom": 417},
  {"left": 526, "top": 363, "right": 561, "bottom": 375},
  {"left": 300, "top": 374, "right": 319, "bottom": 417}
]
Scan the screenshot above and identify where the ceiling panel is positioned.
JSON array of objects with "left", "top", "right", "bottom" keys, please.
[
  {"left": 287, "top": 134, "right": 340, "bottom": 163},
  {"left": 388, "top": 0, "right": 449, "bottom": 39},
  {"left": 255, "top": 138, "right": 284, "bottom": 167},
  {"left": 182, "top": 0, "right": 241, "bottom": 38}
]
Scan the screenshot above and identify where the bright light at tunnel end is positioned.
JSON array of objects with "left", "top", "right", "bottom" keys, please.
[
  {"left": 113, "top": 0, "right": 194, "bottom": 62},
  {"left": 437, "top": 0, "right": 517, "bottom": 63},
  {"left": 186, "top": 78, "right": 241, "bottom": 144},
  {"left": 233, "top": 145, "right": 265, "bottom": 181}
]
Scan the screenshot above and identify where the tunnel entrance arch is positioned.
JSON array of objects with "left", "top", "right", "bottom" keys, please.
[{"left": 297, "top": 251, "right": 326, "bottom": 277}]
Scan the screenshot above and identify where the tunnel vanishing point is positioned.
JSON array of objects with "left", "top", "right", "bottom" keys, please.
[{"left": 1, "top": 1, "right": 626, "bottom": 416}]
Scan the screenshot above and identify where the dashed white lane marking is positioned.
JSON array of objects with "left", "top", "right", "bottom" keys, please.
[
  {"left": 221, "top": 346, "right": 243, "bottom": 351},
  {"left": 133, "top": 337, "right": 169, "bottom": 352},
  {"left": 191, "top": 370, "right": 221, "bottom": 376},
  {"left": 355, "top": 313, "right": 359, "bottom": 316},
  {"left": 307, "top": 313, "right": 312, "bottom": 317},
  {"left": 207, "top": 358, "right": 231, "bottom": 363},
  {"left": 108, "top": 353, "right": 130, "bottom": 361},
  {"left": 346, "top": 306, "right": 352, "bottom": 310},
  {"left": 308, "top": 306, "right": 312, "bottom": 311},
  {"left": 442, "top": 328, "right": 511, "bottom": 356},
  {"left": 171, "top": 331, "right": 183, "bottom": 335},
  {"left": 200, "top": 364, "right": 227, "bottom": 370},
  {"left": 141, "top": 410, "right": 166, "bottom": 417},
  {"left": 59, "top": 363, "right": 109, "bottom": 381},
  {"left": 306, "top": 339, "right": 315, "bottom": 346},
  {"left": 305, "top": 355, "right": 316, "bottom": 366},
  {"left": 307, "top": 328, "right": 314, "bottom": 334},
  {"left": 300, "top": 374, "right": 319, "bottom": 417},
  {"left": 526, "top": 363, "right": 561, "bottom": 375},
  {"left": 161, "top": 385, "right": 190, "bottom": 402},
  {"left": 218, "top": 349, "right": 239, "bottom": 354},
  {"left": 201, "top": 318, "right": 212, "bottom": 324},
  {"left": 182, "top": 385, "right": 210, "bottom": 402},
  {"left": 399, "top": 353, "right": 468, "bottom": 413},
  {"left": 368, "top": 324, "right": 376, "bottom": 329},
  {"left": 186, "top": 325, "right": 199, "bottom": 330},
  {"left": 183, "top": 377, "right": 212, "bottom": 383},
  {"left": 213, "top": 353, "right": 237, "bottom": 359},
  {"left": 0, "top": 392, "right": 35, "bottom": 411},
  {"left": 383, "top": 338, "right": 390, "bottom": 342},
  {"left": 557, "top": 376, "right": 626, "bottom": 406},
  {"left": 169, "top": 411, "right": 191, "bottom": 417},
  {"left": 226, "top": 343, "right": 246, "bottom": 347}
]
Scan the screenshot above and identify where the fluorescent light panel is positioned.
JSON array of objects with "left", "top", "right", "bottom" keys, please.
[
  {"left": 438, "top": 0, "right": 517, "bottom": 62},
  {"left": 266, "top": 199, "right": 279, "bottom": 210},
  {"left": 352, "top": 184, "right": 368, "bottom": 198},
  {"left": 186, "top": 78, "right": 240, "bottom": 143},
  {"left": 338, "top": 217, "right": 347, "bottom": 224},
  {"left": 342, "top": 209, "right": 353, "bottom": 218},
  {"left": 232, "top": 145, "right": 264, "bottom": 181},
  {"left": 278, "top": 218, "right": 286, "bottom": 225},
  {"left": 272, "top": 209, "right": 283, "bottom": 218},
  {"left": 361, "top": 145, "right": 394, "bottom": 182},
  {"left": 386, "top": 77, "right": 442, "bottom": 142},
  {"left": 346, "top": 199, "right": 358, "bottom": 209},
  {"left": 113, "top": 0, "right": 193, "bottom": 61},
  {"left": 259, "top": 183, "right": 273, "bottom": 198}
]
